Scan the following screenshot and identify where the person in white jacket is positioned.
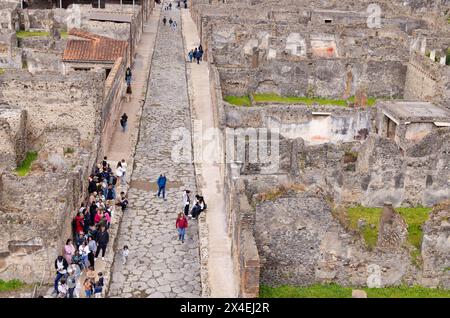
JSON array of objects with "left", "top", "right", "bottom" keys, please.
[{"left": 182, "top": 190, "right": 190, "bottom": 216}]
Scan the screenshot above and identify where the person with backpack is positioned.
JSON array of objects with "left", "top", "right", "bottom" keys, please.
[
  {"left": 120, "top": 113, "right": 128, "bottom": 132},
  {"left": 176, "top": 212, "right": 188, "bottom": 243},
  {"left": 190, "top": 201, "right": 202, "bottom": 219},
  {"left": 53, "top": 255, "right": 68, "bottom": 295}
]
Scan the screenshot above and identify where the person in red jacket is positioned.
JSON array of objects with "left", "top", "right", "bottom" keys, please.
[
  {"left": 175, "top": 212, "right": 188, "bottom": 243},
  {"left": 74, "top": 212, "right": 84, "bottom": 234}
]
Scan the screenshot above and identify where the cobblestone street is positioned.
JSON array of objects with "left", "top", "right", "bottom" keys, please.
[{"left": 108, "top": 3, "right": 201, "bottom": 298}]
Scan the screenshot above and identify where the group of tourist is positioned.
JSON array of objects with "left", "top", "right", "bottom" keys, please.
[
  {"left": 53, "top": 157, "right": 129, "bottom": 298},
  {"left": 176, "top": 190, "right": 207, "bottom": 243},
  {"left": 162, "top": 16, "right": 178, "bottom": 31},
  {"left": 188, "top": 45, "right": 203, "bottom": 64}
]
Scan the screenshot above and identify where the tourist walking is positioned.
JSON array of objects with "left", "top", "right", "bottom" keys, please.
[
  {"left": 183, "top": 190, "right": 190, "bottom": 216},
  {"left": 172, "top": 20, "right": 177, "bottom": 31},
  {"left": 156, "top": 174, "right": 167, "bottom": 200},
  {"left": 163, "top": 17, "right": 167, "bottom": 25},
  {"left": 125, "top": 67, "right": 132, "bottom": 87},
  {"left": 169, "top": 18, "right": 173, "bottom": 26},
  {"left": 122, "top": 245, "right": 129, "bottom": 265},
  {"left": 121, "top": 159, "right": 127, "bottom": 184},
  {"left": 176, "top": 212, "right": 188, "bottom": 243},
  {"left": 198, "top": 44, "right": 203, "bottom": 61},
  {"left": 115, "top": 161, "right": 124, "bottom": 186},
  {"left": 188, "top": 49, "right": 194, "bottom": 63},
  {"left": 95, "top": 226, "right": 109, "bottom": 261},
  {"left": 120, "top": 113, "right": 128, "bottom": 132},
  {"left": 53, "top": 255, "right": 68, "bottom": 295}
]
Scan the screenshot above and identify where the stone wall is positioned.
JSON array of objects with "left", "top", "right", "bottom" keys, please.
[
  {"left": 404, "top": 52, "right": 450, "bottom": 110},
  {"left": 249, "top": 188, "right": 450, "bottom": 288},
  {"left": 0, "top": 29, "right": 21, "bottom": 68},
  {"left": 224, "top": 103, "right": 373, "bottom": 145},
  {"left": 0, "top": 2, "right": 19, "bottom": 30},
  {"left": 206, "top": 60, "right": 260, "bottom": 297},
  {"left": 0, "top": 152, "right": 93, "bottom": 284},
  {"left": 20, "top": 37, "right": 66, "bottom": 73},
  {"left": 421, "top": 201, "right": 450, "bottom": 289},
  {"left": 224, "top": 168, "right": 260, "bottom": 298},
  {"left": 0, "top": 70, "right": 105, "bottom": 150},
  {"left": 0, "top": 106, "right": 26, "bottom": 171},
  {"left": 99, "top": 56, "right": 127, "bottom": 158}
]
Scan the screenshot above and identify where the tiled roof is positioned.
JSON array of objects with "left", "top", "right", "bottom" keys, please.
[{"left": 63, "top": 29, "right": 127, "bottom": 63}]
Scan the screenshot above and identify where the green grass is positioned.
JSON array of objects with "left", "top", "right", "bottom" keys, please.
[
  {"left": 223, "top": 95, "right": 251, "bottom": 106},
  {"left": 253, "top": 93, "right": 349, "bottom": 106},
  {"left": 346, "top": 206, "right": 432, "bottom": 253},
  {"left": 347, "top": 206, "right": 380, "bottom": 248},
  {"left": 63, "top": 147, "right": 75, "bottom": 154},
  {"left": 16, "top": 30, "right": 49, "bottom": 39},
  {"left": 0, "top": 279, "right": 25, "bottom": 292},
  {"left": 347, "top": 95, "right": 377, "bottom": 106},
  {"left": 260, "top": 283, "right": 450, "bottom": 298},
  {"left": 224, "top": 93, "right": 377, "bottom": 107},
  {"left": 15, "top": 151, "right": 38, "bottom": 176},
  {"left": 396, "top": 207, "right": 431, "bottom": 250},
  {"left": 60, "top": 30, "right": 68, "bottom": 38}
]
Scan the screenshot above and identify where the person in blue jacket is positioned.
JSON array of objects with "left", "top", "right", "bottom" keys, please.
[{"left": 156, "top": 174, "right": 167, "bottom": 200}]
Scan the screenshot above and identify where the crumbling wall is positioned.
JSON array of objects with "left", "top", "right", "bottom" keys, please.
[
  {"left": 99, "top": 56, "right": 127, "bottom": 157},
  {"left": 0, "top": 70, "right": 105, "bottom": 151},
  {"left": 21, "top": 37, "right": 66, "bottom": 73},
  {"left": 252, "top": 191, "right": 415, "bottom": 287},
  {"left": 0, "top": 106, "right": 26, "bottom": 172},
  {"left": 421, "top": 202, "right": 450, "bottom": 289},
  {"left": 0, "top": 154, "right": 92, "bottom": 284},
  {"left": 224, "top": 104, "right": 373, "bottom": 145},
  {"left": 404, "top": 52, "right": 450, "bottom": 110}
]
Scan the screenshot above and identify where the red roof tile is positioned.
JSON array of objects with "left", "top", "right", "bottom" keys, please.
[{"left": 63, "top": 28, "right": 127, "bottom": 62}]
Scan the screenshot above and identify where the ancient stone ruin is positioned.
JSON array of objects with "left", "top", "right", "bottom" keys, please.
[{"left": 0, "top": 0, "right": 449, "bottom": 299}]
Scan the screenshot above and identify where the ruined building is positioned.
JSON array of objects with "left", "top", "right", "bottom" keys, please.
[
  {"left": 188, "top": 0, "right": 450, "bottom": 296},
  {"left": 0, "top": 1, "right": 154, "bottom": 285}
]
